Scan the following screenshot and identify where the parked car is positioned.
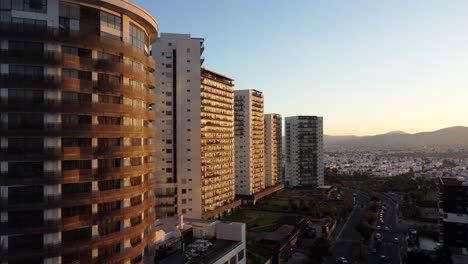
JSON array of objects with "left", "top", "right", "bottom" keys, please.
[
  {"left": 380, "top": 255, "right": 388, "bottom": 262},
  {"left": 338, "top": 257, "right": 349, "bottom": 263}
]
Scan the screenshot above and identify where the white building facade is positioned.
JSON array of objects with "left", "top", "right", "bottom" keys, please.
[
  {"left": 234, "top": 90, "right": 265, "bottom": 195},
  {"left": 152, "top": 33, "right": 236, "bottom": 219},
  {"left": 285, "top": 116, "right": 324, "bottom": 187},
  {"left": 264, "top": 113, "right": 282, "bottom": 187}
]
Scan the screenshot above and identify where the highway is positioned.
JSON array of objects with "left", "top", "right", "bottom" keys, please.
[
  {"left": 366, "top": 194, "right": 404, "bottom": 264},
  {"left": 326, "top": 190, "right": 405, "bottom": 264}
]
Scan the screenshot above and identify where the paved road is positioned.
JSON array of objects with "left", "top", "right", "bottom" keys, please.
[
  {"left": 326, "top": 190, "right": 405, "bottom": 264},
  {"left": 366, "top": 194, "right": 404, "bottom": 264},
  {"left": 325, "top": 190, "right": 369, "bottom": 264}
]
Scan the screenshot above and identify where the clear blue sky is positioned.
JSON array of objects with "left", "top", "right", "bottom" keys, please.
[{"left": 134, "top": 0, "right": 468, "bottom": 136}]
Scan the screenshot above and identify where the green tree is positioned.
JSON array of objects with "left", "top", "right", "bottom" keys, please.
[
  {"left": 369, "top": 192, "right": 380, "bottom": 202},
  {"left": 307, "top": 237, "right": 331, "bottom": 262},
  {"left": 364, "top": 211, "right": 378, "bottom": 224},
  {"left": 406, "top": 250, "right": 434, "bottom": 264},
  {"left": 299, "top": 199, "right": 306, "bottom": 210},
  {"left": 355, "top": 220, "right": 375, "bottom": 241},
  {"left": 434, "top": 246, "right": 452, "bottom": 264}
]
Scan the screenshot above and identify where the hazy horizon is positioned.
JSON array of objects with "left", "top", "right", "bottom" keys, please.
[
  {"left": 325, "top": 125, "right": 468, "bottom": 137},
  {"left": 134, "top": 0, "right": 468, "bottom": 136}
]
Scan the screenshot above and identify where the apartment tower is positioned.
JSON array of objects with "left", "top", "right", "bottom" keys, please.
[
  {"left": 234, "top": 90, "right": 265, "bottom": 195},
  {"left": 438, "top": 177, "right": 468, "bottom": 254},
  {"left": 152, "top": 33, "right": 237, "bottom": 219},
  {"left": 0, "top": 1, "right": 158, "bottom": 263},
  {"left": 264, "top": 113, "right": 282, "bottom": 187},
  {"left": 285, "top": 116, "right": 324, "bottom": 187}
]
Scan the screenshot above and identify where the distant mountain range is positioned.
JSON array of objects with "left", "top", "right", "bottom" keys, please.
[{"left": 324, "top": 126, "right": 468, "bottom": 147}]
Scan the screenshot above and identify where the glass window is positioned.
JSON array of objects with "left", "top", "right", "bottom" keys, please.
[
  {"left": 59, "top": 17, "right": 79, "bottom": 31},
  {"left": 0, "top": 10, "right": 11, "bottom": 22},
  {"left": 62, "top": 182, "right": 92, "bottom": 194},
  {"left": 8, "top": 89, "right": 43, "bottom": 103},
  {"left": 8, "top": 139, "right": 43, "bottom": 154},
  {"left": 130, "top": 60, "right": 145, "bottom": 73},
  {"left": 238, "top": 250, "right": 244, "bottom": 261},
  {"left": 98, "top": 73, "right": 121, "bottom": 84},
  {"left": 8, "top": 113, "right": 43, "bottom": 129},
  {"left": 62, "top": 68, "right": 91, "bottom": 80},
  {"left": 98, "top": 51, "right": 119, "bottom": 62},
  {"left": 62, "top": 115, "right": 92, "bottom": 125},
  {"left": 62, "top": 45, "right": 92, "bottom": 58},
  {"left": 9, "top": 65, "right": 43, "bottom": 78},
  {"left": 9, "top": 41, "right": 43, "bottom": 56},
  {"left": 62, "top": 205, "right": 91, "bottom": 218},
  {"left": 59, "top": 2, "right": 79, "bottom": 31},
  {"left": 12, "top": 17, "right": 44, "bottom": 26},
  {"left": 100, "top": 11, "right": 121, "bottom": 30},
  {"left": 99, "top": 94, "right": 120, "bottom": 104},
  {"left": 59, "top": 1, "right": 79, "bottom": 19},
  {"left": 129, "top": 22, "right": 149, "bottom": 54},
  {"left": 62, "top": 92, "right": 91, "bottom": 103},
  {"left": 12, "top": 0, "right": 47, "bottom": 13},
  {"left": 101, "top": 31, "right": 121, "bottom": 40},
  {"left": 130, "top": 79, "right": 144, "bottom": 89},
  {"left": 0, "top": 0, "right": 12, "bottom": 10},
  {"left": 62, "top": 160, "right": 92, "bottom": 170},
  {"left": 62, "top": 138, "right": 91, "bottom": 147}
]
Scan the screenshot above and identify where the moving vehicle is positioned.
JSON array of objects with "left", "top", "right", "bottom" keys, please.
[{"left": 338, "top": 257, "right": 349, "bottom": 263}]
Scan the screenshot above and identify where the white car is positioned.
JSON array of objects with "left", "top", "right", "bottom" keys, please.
[
  {"left": 393, "top": 237, "right": 399, "bottom": 244},
  {"left": 375, "top": 233, "right": 382, "bottom": 239},
  {"left": 338, "top": 257, "right": 349, "bottom": 263}
]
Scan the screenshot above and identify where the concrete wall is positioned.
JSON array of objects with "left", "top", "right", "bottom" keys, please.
[
  {"left": 215, "top": 222, "right": 246, "bottom": 243},
  {"left": 152, "top": 33, "right": 203, "bottom": 219}
]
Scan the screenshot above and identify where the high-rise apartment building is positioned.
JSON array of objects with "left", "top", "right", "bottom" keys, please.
[
  {"left": 285, "top": 116, "right": 324, "bottom": 187},
  {"left": 0, "top": 1, "right": 158, "bottom": 263},
  {"left": 438, "top": 177, "right": 468, "bottom": 254},
  {"left": 152, "top": 33, "right": 238, "bottom": 219},
  {"left": 264, "top": 113, "right": 282, "bottom": 187},
  {"left": 234, "top": 90, "right": 265, "bottom": 195}
]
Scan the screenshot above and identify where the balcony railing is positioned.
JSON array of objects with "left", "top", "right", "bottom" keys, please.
[{"left": 0, "top": 22, "right": 156, "bottom": 70}]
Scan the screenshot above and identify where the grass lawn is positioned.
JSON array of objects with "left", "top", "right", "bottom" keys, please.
[
  {"left": 223, "top": 209, "right": 283, "bottom": 231},
  {"left": 222, "top": 209, "right": 252, "bottom": 223},
  {"left": 250, "top": 223, "right": 280, "bottom": 232},
  {"left": 247, "top": 239, "right": 277, "bottom": 259}
]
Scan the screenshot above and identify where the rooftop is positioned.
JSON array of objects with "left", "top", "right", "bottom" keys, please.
[
  {"left": 158, "top": 239, "right": 241, "bottom": 264},
  {"left": 201, "top": 67, "right": 234, "bottom": 83},
  {"left": 440, "top": 176, "right": 467, "bottom": 186}
]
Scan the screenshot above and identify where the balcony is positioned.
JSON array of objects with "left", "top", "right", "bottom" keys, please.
[
  {"left": 0, "top": 122, "right": 155, "bottom": 138},
  {"left": 0, "top": 49, "right": 60, "bottom": 65},
  {"left": 0, "top": 74, "right": 60, "bottom": 89},
  {"left": 0, "top": 22, "right": 156, "bottom": 71},
  {"left": 0, "top": 100, "right": 154, "bottom": 120},
  {"left": 1, "top": 163, "right": 156, "bottom": 186},
  {"left": 1, "top": 179, "right": 157, "bottom": 211}
]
